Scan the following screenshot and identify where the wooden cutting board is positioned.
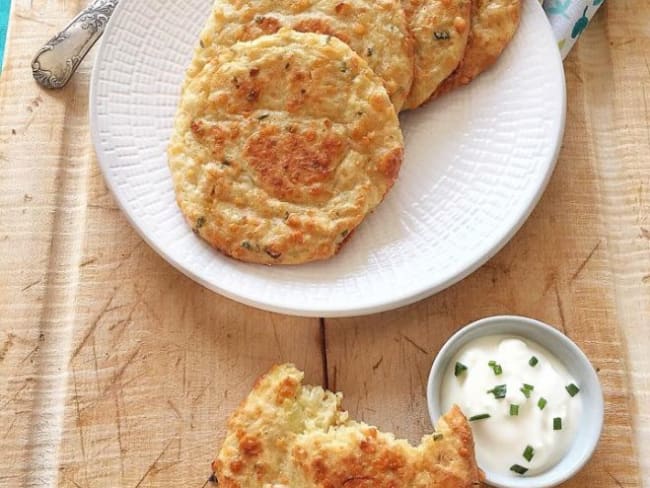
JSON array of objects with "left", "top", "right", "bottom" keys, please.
[{"left": 0, "top": 1, "right": 648, "bottom": 486}]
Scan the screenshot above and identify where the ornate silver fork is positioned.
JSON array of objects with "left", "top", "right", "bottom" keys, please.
[{"left": 32, "top": 0, "right": 119, "bottom": 89}]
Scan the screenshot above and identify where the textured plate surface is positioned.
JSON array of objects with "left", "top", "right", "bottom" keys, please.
[{"left": 90, "top": 0, "right": 565, "bottom": 317}]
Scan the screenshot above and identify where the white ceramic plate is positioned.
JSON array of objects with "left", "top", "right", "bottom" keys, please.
[{"left": 90, "top": 0, "right": 565, "bottom": 317}]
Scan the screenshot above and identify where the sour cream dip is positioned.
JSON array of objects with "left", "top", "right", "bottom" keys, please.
[{"left": 440, "top": 335, "right": 582, "bottom": 477}]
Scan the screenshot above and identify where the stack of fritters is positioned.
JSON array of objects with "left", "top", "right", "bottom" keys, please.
[{"left": 169, "top": 0, "right": 521, "bottom": 265}]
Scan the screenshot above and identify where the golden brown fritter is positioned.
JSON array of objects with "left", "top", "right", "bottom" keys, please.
[
  {"left": 433, "top": 0, "right": 521, "bottom": 98},
  {"left": 213, "top": 364, "right": 483, "bottom": 487},
  {"left": 188, "top": 0, "right": 414, "bottom": 111},
  {"left": 168, "top": 30, "right": 403, "bottom": 264},
  {"left": 402, "top": 0, "right": 472, "bottom": 110}
]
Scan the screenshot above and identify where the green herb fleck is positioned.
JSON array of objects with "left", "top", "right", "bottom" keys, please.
[
  {"left": 487, "top": 384, "right": 507, "bottom": 399},
  {"left": 523, "top": 445, "right": 535, "bottom": 462},
  {"left": 510, "top": 464, "right": 528, "bottom": 475},
  {"left": 520, "top": 383, "right": 534, "bottom": 398},
  {"left": 433, "top": 31, "right": 450, "bottom": 40},
  {"left": 341, "top": 229, "right": 349, "bottom": 238},
  {"left": 195, "top": 216, "right": 206, "bottom": 230},
  {"left": 566, "top": 383, "right": 580, "bottom": 397},
  {"left": 257, "top": 114, "right": 269, "bottom": 120},
  {"left": 529, "top": 356, "right": 539, "bottom": 367},
  {"left": 509, "top": 404, "right": 519, "bottom": 416},
  {"left": 367, "top": 47, "right": 374, "bottom": 56},
  {"left": 469, "top": 413, "right": 490, "bottom": 422},
  {"left": 537, "top": 397, "right": 547, "bottom": 410},
  {"left": 553, "top": 417, "right": 562, "bottom": 430},
  {"left": 241, "top": 241, "right": 253, "bottom": 251},
  {"left": 488, "top": 360, "right": 503, "bottom": 375},
  {"left": 433, "top": 432, "right": 443, "bottom": 441},
  {"left": 454, "top": 362, "right": 468, "bottom": 377},
  {"left": 340, "top": 61, "right": 348, "bottom": 73}
]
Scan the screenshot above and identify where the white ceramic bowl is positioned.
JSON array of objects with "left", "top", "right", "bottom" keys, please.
[{"left": 427, "top": 315, "right": 603, "bottom": 488}]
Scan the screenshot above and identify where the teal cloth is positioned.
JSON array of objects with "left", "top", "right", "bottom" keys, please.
[{"left": 0, "top": 0, "right": 9, "bottom": 71}]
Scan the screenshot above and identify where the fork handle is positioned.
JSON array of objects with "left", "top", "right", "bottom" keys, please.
[{"left": 31, "top": 0, "right": 119, "bottom": 89}]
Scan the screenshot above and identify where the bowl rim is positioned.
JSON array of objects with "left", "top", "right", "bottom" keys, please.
[{"left": 427, "top": 315, "right": 604, "bottom": 488}]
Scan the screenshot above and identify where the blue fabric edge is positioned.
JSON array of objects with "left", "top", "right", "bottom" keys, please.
[{"left": 0, "top": 0, "right": 11, "bottom": 72}]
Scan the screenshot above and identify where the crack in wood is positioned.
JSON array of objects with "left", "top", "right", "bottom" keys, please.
[
  {"left": 133, "top": 437, "right": 177, "bottom": 488},
  {"left": 570, "top": 240, "right": 602, "bottom": 282},
  {"left": 372, "top": 356, "right": 383, "bottom": 371},
  {"left": 21, "top": 278, "right": 42, "bottom": 292},
  {"left": 399, "top": 333, "right": 429, "bottom": 355},
  {"left": 606, "top": 469, "right": 626, "bottom": 488},
  {"left": 553, "top": 284, "right": 568, "bottom": 335},
  {"left": 100, "top": 345, "right": 142, "bottom": 398},
  {"left": 71, "top": 366, "right": 88, "bottom": 484},
  {"left": 70, "top": 292, "right": 117, "bottom": 361},
  {"left": 319, "top": 318, "right": 329, "bottom": 389}
]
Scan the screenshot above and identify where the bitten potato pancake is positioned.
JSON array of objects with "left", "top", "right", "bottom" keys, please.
[{"left": 213, "top": 363, "right": 483, "bottom": 487}]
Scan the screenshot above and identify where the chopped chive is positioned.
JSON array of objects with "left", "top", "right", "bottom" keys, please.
[
  {"left": 488, "top": 360, "right": 503, "bottom": 375},
  {"left": 509, "top": 404, "right": 519, "bottom": 416},
  {"left": 520, "top": 383, "right": 535, "bottom": 398},
  {"left": 566, "top": 383, "right": 580, "bottom": 397},
  {"left": 537, "top": 397, "right": 547, "bottom": 410},
  {"left": 469, "top": 413, "right": 491, "bottom": 422},
  {"left": 487, "top": 384, "right": 507, "bottom": 399},
  {"left": 454, "top": 362, "right": 468, "bottom": 377},
  {"left": 529, "top": 356, "right": 539, "bottom": 367},
  {"left": 523, "top": 445, "right": 535, "bottom": 462},
  {"left": 553, "top": 417, "right": 563, "bottom": 430},
  {"left": 433, "top": 432, "right": 443, "bottom": 441},
  {"left": 510, "top": 464, "right": 528, "bottom": 475}
]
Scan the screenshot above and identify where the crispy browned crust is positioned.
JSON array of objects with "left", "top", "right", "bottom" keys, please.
[
  {"left": 432, "top": 0, "right": 521, "bottom": 99},
  {"left": 402, "top": 0, "right": 472, "bottom": 110},
  {"left": 190, "top": 0, "right": 415, "bottom": 111},
  {"left": 169, "top": 30, "right": 404, "bottom": 265},
  {"left": 213, "top": 364, "right": 483, "bottom": 487}
]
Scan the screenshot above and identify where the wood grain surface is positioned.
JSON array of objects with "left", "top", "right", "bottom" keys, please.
[{"left": 0, "top": 1, "right": 648, "bottom": 487}]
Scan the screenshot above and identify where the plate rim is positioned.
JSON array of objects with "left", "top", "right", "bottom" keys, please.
[{"left": 89, "top": 0, "right": 566, "bottom": 318}]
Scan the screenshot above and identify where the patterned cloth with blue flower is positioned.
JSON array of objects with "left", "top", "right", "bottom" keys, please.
[{"left": 544, "top": 0, "right": 605, "bottom": 58}]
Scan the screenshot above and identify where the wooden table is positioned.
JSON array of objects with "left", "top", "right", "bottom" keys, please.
[{"left": 1, "top": 1, "right": 648, "bottom": 486}]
